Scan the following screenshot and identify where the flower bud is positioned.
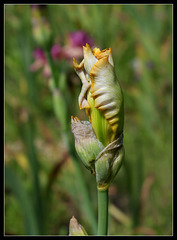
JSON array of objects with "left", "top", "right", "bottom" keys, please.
[
  {"left": 73, "top": 44, "right": 124, "bottom": 147},
  {"left": 95, "top": 133, "right": 124, "bottom": 191},
  {"left": 71, "top": 116, "right": 104, "bottom": 174},
  {"left": 72, "top": 44, "right": 124, "bottom": 189},
  {"left": 69, "top": 216, "right": 88, "bottom": 236}
]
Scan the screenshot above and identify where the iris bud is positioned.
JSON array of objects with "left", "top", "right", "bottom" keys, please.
[
  {"left": 71, "top": 116, "right": 104, "bottom": 174},
  {"left": 72, "top": 44, "right": 124, "bottom": 189},
  {"left": 95, "top": 133, "right": 124, "bottom": 191},
  {"left": 73, "top": 44, "right": 124, "bottom": 147},
  {"left": 69, "top": 216, "right": 88, "bottom": 236}
]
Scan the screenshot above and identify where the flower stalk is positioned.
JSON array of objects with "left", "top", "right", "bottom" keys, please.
[
  {"left": 72, "top": 44, "right": 125, "bottom": 235},
  {"left": 98, "top": 189, "right": 108, "bottom": 235}
]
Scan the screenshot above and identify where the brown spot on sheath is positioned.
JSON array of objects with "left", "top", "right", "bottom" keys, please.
[{"left": 71, "top": 116, "right": 80, "bottom": 124}]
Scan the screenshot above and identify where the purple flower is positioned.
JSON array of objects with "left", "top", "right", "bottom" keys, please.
[
  {"left": 33, "top": 48, "right": 46, "bottom": 62},
  {"left": 50, "top": 44, "right": 62, "bottom": 60},
  {"left": 68, "top": 31, "right": 94, "bottom": 48},
  {"left": 30, "top": 47, "right": 51, "bottom": 78}
]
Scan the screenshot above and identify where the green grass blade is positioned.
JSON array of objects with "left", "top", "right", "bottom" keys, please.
[{"left": 5, "top": 165, "right": 39, "bottom": 235}]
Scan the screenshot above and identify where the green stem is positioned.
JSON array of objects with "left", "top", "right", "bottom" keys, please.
[
  {"left": 98, "top": 189, "right": 109, "bottom": 235},
  {"left": 45, "top": 49, "right": 58, "bottom": 88}
]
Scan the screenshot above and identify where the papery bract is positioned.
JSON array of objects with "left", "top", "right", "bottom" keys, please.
[{"left": 71, "top": 116, "right": 104, "bottom": 174}]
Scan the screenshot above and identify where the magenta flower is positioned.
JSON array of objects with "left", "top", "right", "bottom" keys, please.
[
  {"left": 62, "top": 46, "right": 83, "bottom": 60},
  {"left": 30, "top": 48, "right": 51, "bottom": 78},
  {"left": 33, "top": 48, "right": 46, "bottom": 62},
  {"left": 68, "top": 31, "right": 94, "bottom": 48},
  {"left": 30, "top": 31, "right": 95, "bottom": 77},
  {"left": 50, "top": 44, "right": 63, "bottom": 60},
  {"left": 61, "top": 31, "right": 94, "bottom": 60}
]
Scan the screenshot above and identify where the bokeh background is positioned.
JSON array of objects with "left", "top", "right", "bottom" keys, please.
[{"left": 5, "top": 4, "right": 172, "bottom": 236}]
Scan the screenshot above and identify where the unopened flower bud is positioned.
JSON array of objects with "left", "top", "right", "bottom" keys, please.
[
  {"left": 95, "top": 133, "right": 124, "bottom": 191},
  {"left": 71, "top": 116, "right": 104, "bottom": 174},
  {"left": 69, "top": 216, "right": 88, "bottom": 236},
  {"left": 73, "top": 44, "right": 124, "bottom": 147},
  {"left": 72, "top": 44, "right": 125, "bottom": 189}
]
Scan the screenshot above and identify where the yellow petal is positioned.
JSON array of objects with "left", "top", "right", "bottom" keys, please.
[{"left": 93, "top": 47, "right": 114, "bottom": 66}]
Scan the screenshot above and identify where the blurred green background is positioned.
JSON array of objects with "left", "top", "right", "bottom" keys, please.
[{"left": 5, "top": 4, "right": 172, "bottom": 236}]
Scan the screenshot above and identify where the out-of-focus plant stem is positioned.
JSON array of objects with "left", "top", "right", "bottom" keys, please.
[
  {"left": 17, "top": 112, "right": 44, "bottom": 234},
  {"left": 15, "top": 10, "right": 43, "bottom": 232},
  {"left": 5, "top": 165, "right": 40, "bottom": 235},
  {"left": 45, "top": 49, "right": 58, "bottom": 89},
  {"left": 109, "top": 203, "right": 132, "bottom": 227},
  {"left": 98, "top": 189, "right": 108, "bottom": 235},
  {"left": 44, "top": 47, "right": 97, "bottom": 235},
  {"left": 124, "top": 139, "right": 143, "bottom": 229}
]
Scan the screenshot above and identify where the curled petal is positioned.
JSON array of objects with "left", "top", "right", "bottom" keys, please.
[
  {"left": 73, "top": 58, "right": 90, "bottom": 109},
  {"left": 83, "top": 43, "right": 98, "bottom": 75},
  {"left": 77, "top": 71, "right": 90, "bottom": 109},
  {"left": 73, "top": 57, "right": 84, "bottom": 70},
  {"left": 90, "top": 56, "right": 124, "bottom": 139},
  {"left": 93, "top": 47, "right": 114, "bottom": 66}
]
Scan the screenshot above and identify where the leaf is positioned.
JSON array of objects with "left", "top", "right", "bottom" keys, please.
[{"left": 5, "top": 165, "right": 39, "bottom": 235}]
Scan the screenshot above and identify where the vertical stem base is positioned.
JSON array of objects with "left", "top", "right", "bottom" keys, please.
[{"left": 98, "top": 189, "right": 108, "bottom": 235}]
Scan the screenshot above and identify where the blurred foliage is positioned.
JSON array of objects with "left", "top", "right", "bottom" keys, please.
[{"left": 5, "top": 4, "right": 172, "bottom": 236}]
